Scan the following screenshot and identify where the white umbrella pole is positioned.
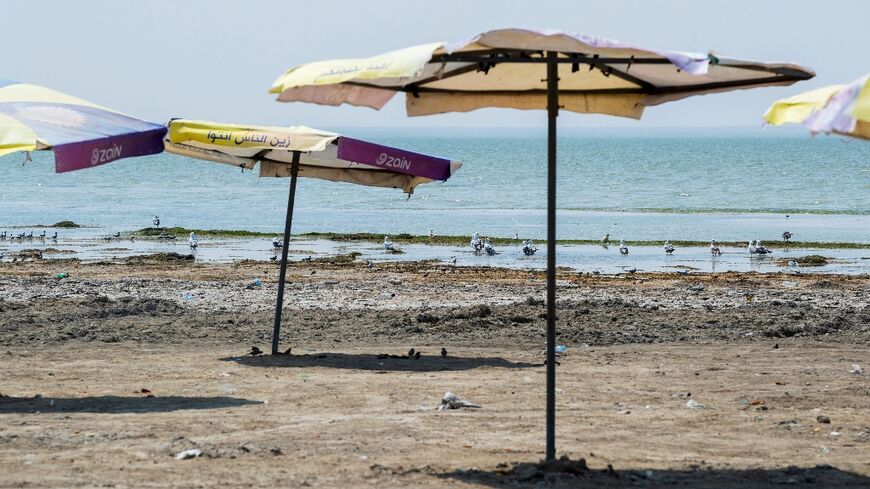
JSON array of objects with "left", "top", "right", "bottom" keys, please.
[
  {"left": 271, "top": 151, "right": 302, "bottom": 355},
  {"left": 545, "top": 50, "right": 559, "bottom": 461}
]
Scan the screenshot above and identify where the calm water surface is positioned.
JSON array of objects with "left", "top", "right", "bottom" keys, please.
[{"left": 2, "top": 127, "right": 867, "bottom": 243}]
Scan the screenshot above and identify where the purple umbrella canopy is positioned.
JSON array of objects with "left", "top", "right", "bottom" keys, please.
[{"left": 0, "top": 79, "right": 165, "bottom": 172}]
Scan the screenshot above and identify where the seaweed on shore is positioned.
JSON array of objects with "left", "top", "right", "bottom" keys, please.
[
  {"left": 18, "top": 248, "right": 76, "bottom": 255},
  {"left": 122, "top": 252, "right": 196, "bottom": 264},
  {"left": 133, "top": 227, "right": 274, "bottom": 238},
  {"left": 777, "top": 255, "right": 830, "bottom": 267},
  {"left": 51, "top": 220, "right": 81, "bottom": 228},
  {"left": 309, "top": 252, "right": 361, "bottom": 264},
  {"left": 25, "top": 221, "right": 83, "bottom": 228}
]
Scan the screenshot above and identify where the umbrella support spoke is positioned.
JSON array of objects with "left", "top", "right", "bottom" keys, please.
[
  {"left": 545, "top": 50, "right": 559, "bottom": 461},
  {"left": 272, "top": 151, "right": 301, "bottom": 355}
]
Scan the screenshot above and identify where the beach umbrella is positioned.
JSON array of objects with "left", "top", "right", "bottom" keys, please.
[
  {"left": 0, "top": 79, "right": 166, "bottom": 172},
  {"left": 764, "top": 73, "right": 870, "bottom": 139},
  {"left": 165, "top": 119, "right": 461, "bottom": 354},
  {"left": 268, "top": 28, "right": 814, "bottom": 460}
]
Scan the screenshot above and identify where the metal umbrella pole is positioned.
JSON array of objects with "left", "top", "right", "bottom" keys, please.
[
  {"left": 545, "top": 51, "right": 559, "bottom": 461},
  {"left": 271, "top": 150, "right": 301, "bottom": 355}
]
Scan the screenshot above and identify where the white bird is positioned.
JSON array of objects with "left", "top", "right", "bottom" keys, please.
[
  {"left": 747, "top": 240, "right": 757, "bottom": 254},
  {"left": 152, "top": 216, "right": 160, "bottom": 228},
  {"left": 429, "top": 229, "right": 435, "bottom": 238},
  {"left": 483, "top": 238, "right": 497, "bottom": 256},
  {"left": 272, "top": 236, "right": 283, "bottom": 249},
  {"left": 754, "top": 240, "right": 772, "bottom": 255},
  {"left": 188, "top": 232, "right": 198, "bottom": 249},
  {"left": 619, "top": 240, "right": 629, "bottom": 255},
  {"left": 470, "top": 232, "right": 484, "bottom": 254},
  {"left": 522, "top": 239, "right": 537, "bottom": 256},
  {"left": 438, "top": 391, "right": 481, "bottom": 410},
  {"left": 383, "top": 236, "right": 396, "bottom": 252},
  {"left": 0, "top": 231, "right": 6, "bottom": 239},
  {"left": 663, "top": 241, "right": 675, "bottom": 255},
  {"left": 710, "top": 240, "right": 722, "bottom": 256}
]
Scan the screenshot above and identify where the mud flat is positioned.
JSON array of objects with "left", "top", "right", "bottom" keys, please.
[{"left": 0, "top": 259, "right": 868, "bottom": 487}]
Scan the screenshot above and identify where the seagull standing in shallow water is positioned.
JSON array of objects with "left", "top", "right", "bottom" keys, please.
[
  {"left": 754, "top": 240, "right": 771, "bottom": 254},
  {"left": 710, "top": 240, "right": 722, "bottom": 256},
  {"left": 153, "top": 216, "right": 160, "bottom": 229},
  {"left": 663, "top": 241, "right": 675, "bottom": 255},
  {"left": 470, "top": 233, "right": 484, "bottom": 254},
  {"left": 383, "top": 236, "right": 396, "bottom": 252},
  {"left": 272, "top": 236, "right": 283, "bottom": 249},
  {"left": 619, "top": 240, "right": 629, "bottom": 255},
  {"left": 484, "top": 238, "right": 497, "bottom": 256},
  {"left": 522, "top": 239, "right": 538, "bottom": 256},
  {"left": 188, "top": 232, "right": 198, "bottom": 249}
]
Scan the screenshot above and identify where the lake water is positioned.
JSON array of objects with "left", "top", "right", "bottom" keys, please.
[{"left": 1, "top": 127, "right": 868, "bottom": 244}]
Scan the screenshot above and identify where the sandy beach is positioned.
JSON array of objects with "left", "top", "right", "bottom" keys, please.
[
  {"left": 5, "top": 1, "right": 870, "bottom": 487},
  {"left": 1, "top": 257, "right": 868, "bottom": 488}
]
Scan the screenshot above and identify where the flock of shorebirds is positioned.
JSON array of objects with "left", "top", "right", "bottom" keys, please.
[
  {"left": 374, "top": 229, "right": 796, "bottom": 260},
  {"left": 2, "top": 216, "right": 797, "bottom": 263},
  {"left": 0, "top": 230, "right": 58, "bottom": 242},
  {"left": 600, "top": 233, "right": 784, "bottom": 257}
]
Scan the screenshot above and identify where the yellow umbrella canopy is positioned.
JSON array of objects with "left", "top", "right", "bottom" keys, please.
[
  {"left": 165, "top": 119, "right": 460, "bottom": 194},
  {"left": 763, "top": 85, "right": 844, "bottom": 125},
  {"left": 764, "top": 74, "right": 870, "bottom": 140},
  {"left": 270, "top": 28, "right": 814, "bottom": 118},
  {"left": 268, "top": 28, "right": 815, "bottom": 460}
]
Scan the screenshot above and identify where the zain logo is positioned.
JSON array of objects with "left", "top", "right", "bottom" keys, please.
[{"left": 376, "top": 152, "right": 411, "bottom": 170}]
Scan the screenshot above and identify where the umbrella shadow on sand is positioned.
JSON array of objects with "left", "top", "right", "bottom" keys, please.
[
  {"left": 0, "top": 395, "right": 263, "bottom": 414},
  {"left": 221, "top": 352, "right": 539, "bottom": 372},
  {"left": 434, "top": 461, "right": 870, "bottom": 488}
]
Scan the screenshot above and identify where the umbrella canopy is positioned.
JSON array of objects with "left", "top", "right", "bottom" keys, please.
[
  {"left": 267, "top": 27, "right": 814, "bottom": 460},
  {"left": 764, "top": 74, "right": 870, "bottom": 139},
  {"left": 0, "top": 79, "right": 166, "bottom": 172},
  {"left": 165, "top": 119, "right": 460, "bottom": 193},
  {"left": 166, "top": 119, "right": 460, "bottom": 355},
  {"left": 270, "top": 28, "right": 814, "bottom": 118}
]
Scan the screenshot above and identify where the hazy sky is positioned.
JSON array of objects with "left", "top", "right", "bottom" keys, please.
[{"left": 5, "top": 0, "right": 869, "bottom": 129}]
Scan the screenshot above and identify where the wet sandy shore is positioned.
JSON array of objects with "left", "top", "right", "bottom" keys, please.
[
  {"left": 0, "top": 258, "right": 868, "bottom": 487},
  {"left": 1, "top": 258, "right": 868, "bottom": 347}
]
